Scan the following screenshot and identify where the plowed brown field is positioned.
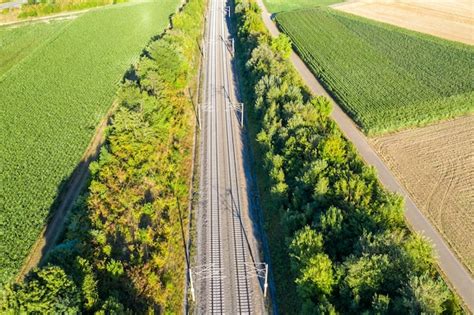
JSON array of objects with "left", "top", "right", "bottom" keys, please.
[
  {"left": 334, "top": 0, "right": 474, "bottom": 45},
  {"left": 370, "top": 115, "right": 474, "bottom": 273}
]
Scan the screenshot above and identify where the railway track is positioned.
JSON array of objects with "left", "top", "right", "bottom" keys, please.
[{"left": 194, "top": 0, "right": 264, "bottom": 313}]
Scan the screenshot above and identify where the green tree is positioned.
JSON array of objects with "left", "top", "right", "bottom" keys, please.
[
  {"left": 0, "top": 266, "right": 81, "bottom": 313},
  {"left": 310, "top": 96, "right": 332, "bottom": 119},
  {"left": 296, "top": 253, "right": 335, "bottom": 299},
  {"left": 404, "top": 233, "right": 436, "bottom": 276},
  {"left": 318, "top": 134, "right": 346, "bottom": 165},
  {"left": 401, "top": 273, "right": 450, "bottom": 314},
  {"left": 372, "top": 294, "right": 390, "bottom": 314},
  {"left": 290, "top": 226, "right": 324, "bottom": 267},
  {"left": 342, "top": 254, "right": 391, "bottom": 309},
  {"left": 271, "top": 34, "right": 292, "bottom": 59}
]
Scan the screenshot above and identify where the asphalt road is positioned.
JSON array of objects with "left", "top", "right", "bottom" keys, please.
[
  {"left": 194, "top": 0, "right": 266, "bottom": 313},
  {"left": 255, "top": 0, "right": 474, "bottom": 311},
  {"left": 0, "top": 0, "right": 25, "bottom": 10}
]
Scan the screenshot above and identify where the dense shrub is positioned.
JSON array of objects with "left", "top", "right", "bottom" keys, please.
[{"left": 234, "top": 0, "right": 462, "bottom": 313}]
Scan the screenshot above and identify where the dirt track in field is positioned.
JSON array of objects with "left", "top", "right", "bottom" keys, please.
[
  {"left": 333, "top": 0, "right": 474, "bottom": 45},
  {"left": 370, "top": 115, "right": 474, "bottom": 274},
  {"left": 16, "top": 102, "right": 117, "bottom": 281}
]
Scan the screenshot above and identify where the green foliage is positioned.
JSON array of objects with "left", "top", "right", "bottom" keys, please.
[
  {"left": 372, "top": 293, "right": 390, "bottom": 314},
  {"left": 401, "top": 273, "right": 451, "bottom": 314},
  {"left": 234, "top": 0, "right": 461, "bottom": 313},
  {"left": 290, "top": 226, "right": 323, "bottom": 267},
  {"left": 270, "top": 34, "right": 292, "bottom": 59},
  {"left": 342, "top": 254, "right": 391, "bottom": 307},
  {"left": 276, "top": 8, "right": 474, "bottom": 134},
  {"left": 0, "top": 0, "right": 180, "bottom": 285},
  {"left": 295, "top": 253, "right": 335, "bottom": 298},
  {"left": 1, "top": 0, "right": 205, "bottom": 312},
  {"left": 0, "top": 266, "right": 81, "bottom": 313},
  {"left": 404, "top": 233, "right": 437, "bottom": 276}
]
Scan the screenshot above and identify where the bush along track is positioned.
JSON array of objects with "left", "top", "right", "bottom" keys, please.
[
  {"left": 233, "top": 0, "right": 463, "bottom": 313},
  {"left": 0, "top": 0, "right": 205, "bottom": 312}
]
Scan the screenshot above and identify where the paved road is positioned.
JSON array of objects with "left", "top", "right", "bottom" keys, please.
[
  {"left": 0, "top": 0, "right": 25, "bottom": 10},
  {"left": 255, "top": 0, "right": 474, "bottom": 311},
  {"left": 194, "top": 0, "right": 266, "bottom": 313}
]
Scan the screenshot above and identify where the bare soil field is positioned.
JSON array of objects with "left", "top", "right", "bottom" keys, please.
[
  {"left": 334, "top": 0, "right": 474, "bottom": 45},
  {"left": 370, "top": 115, "right": 474, "bottom": 274}
]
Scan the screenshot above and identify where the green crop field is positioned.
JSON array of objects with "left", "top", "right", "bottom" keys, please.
[
  {"left": 0, "top": 20, "right": 73, "bottom": 77},
  {"left": 276, "top": 8, "right": 474, "bottom": 134},
  {"left": 0, "top": 0, "right": 179, "bottom": 285},
  {"left": 263, "top": 0, "right": 342, "bottom": 13}
]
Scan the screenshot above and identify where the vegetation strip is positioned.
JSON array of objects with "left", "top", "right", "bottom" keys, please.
[
  {"left": 3, "top": 0, "right": 122, "bottom": 21},
  {"left": 0, "top": 0, "right": 205, "bottom": 312},
  {"left": 275, "top": 7, "right": 474, "bottom": 135},
  {"left": 262, "top": 0, "right": 342, "bottom": 13},
  {"left": 0, "top": 0, "right": 179, "bottom": 285},
  {"left": 234, "top": 0, "right": 462, "bottom": 313}
]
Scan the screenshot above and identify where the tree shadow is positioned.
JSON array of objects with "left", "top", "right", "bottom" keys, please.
[{"left": 36, "top": 141, "right": 102, "bottom": 268}]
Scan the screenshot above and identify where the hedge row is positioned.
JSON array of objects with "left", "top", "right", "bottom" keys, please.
[{"left": 233, "top": 0, "right": 462, "bottom": 313}]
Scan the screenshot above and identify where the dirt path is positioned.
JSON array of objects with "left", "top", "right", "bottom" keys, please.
[
  {"left": 256, "top": 0, "right": 474, "bottom": 311},
  {"left": 16, "top": 102, "right": 117, "bottom": 281}
]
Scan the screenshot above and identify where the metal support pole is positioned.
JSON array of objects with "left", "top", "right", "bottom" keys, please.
[
  {"left": 241, "top": 103, "right": 244, "bottom": 127},
  {"left": 189, "top": 269, "right": 195, "bottom": 302},
  {"left": 264, "top": 263, "right": 268, "bottom": 298},
  {"left": 198, "top": 103, "right": 201, "bottom": 130},
  {"left": 231, "top": 38, "right": 235, "bottom": 55}
]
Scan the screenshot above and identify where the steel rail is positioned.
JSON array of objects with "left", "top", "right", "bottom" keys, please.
[
  {"left": 196, "top": 0, "right": 263, "bottom": 313},
  {"left": 219, "top": 0, "right": 252, "bottom": 311},
  {"left": 208, "top": 0, "right": 224, "bottom": 311}
]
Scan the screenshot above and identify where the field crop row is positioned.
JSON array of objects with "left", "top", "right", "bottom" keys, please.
[
  {"left": 262, "top": 0, "right": 342, "bottom": 13},
  {"left": 276, "top": 8, "right": 474, "bottom": 135},
  {"left": 0, "top": 0, "right": 179, "bottom": 285},
  {"left": 0, "top": 20, "right": 72, "bottom": 77}
]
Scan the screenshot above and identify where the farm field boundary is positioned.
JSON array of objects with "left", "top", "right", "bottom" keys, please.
[{"left": 0, "top": 6, "right": 88, "bottom": 26}]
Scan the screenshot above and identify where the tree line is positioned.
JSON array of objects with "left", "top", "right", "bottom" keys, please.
[
  {"left": 234, "top": 0, "right": 462, "bottom": 313},
  {"left": 0, "top": 0, "right": 205, "bottom": 312}
]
